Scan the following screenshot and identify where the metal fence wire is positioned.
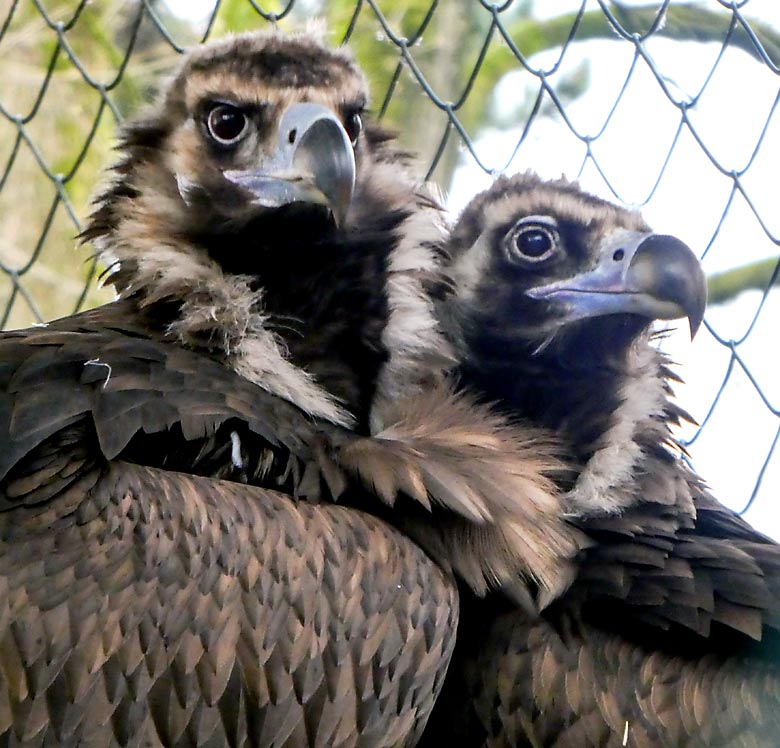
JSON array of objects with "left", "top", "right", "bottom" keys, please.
[{"left": 1, "top": 0, "right": 779, "bottom": 531}]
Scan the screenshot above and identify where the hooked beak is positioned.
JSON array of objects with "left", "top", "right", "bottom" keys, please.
[
  {"left": 527, "top": 231, "right": 707, "bottom": 337},
  {"left": 223, "top": 102, "right": 356, "bottom": 226}
]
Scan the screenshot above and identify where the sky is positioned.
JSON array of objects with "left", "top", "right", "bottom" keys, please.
[{"left": 163, "top": 0, "right": 780, "bottom": 537}]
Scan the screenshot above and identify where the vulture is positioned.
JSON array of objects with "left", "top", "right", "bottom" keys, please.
[
  {"left": 417, "top": 173, "right": 780, "bottom": 748},
  {"left": 0, "top": 34, "right": 579, "bottom": 747}
]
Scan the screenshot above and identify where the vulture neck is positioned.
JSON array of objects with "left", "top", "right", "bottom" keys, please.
[
  {"left": 87, "top": 155, "right": 452, "bottom": 434},
  {"left": 187, "top": 205, "right": 403, "bottom": 434},
  {"left": 463, "top": 319, "right": 675, "bottom": 516},
  {"left": 96, "top": 220, "right": 368, "bottom": 430}
]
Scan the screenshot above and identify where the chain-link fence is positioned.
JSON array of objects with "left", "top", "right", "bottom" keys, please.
[{"left": 1, "top": 0, "right": 778, "bottom": 533}]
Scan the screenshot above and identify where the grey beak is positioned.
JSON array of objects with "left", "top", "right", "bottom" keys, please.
[
  {"left": 527, "top": 231, "right": 707, "bottom": 337},
  {"left": 223, "top": 102, "right": 356, "bottom": 226}
]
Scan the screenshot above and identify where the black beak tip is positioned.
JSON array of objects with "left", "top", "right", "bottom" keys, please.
[
  {"left": 688, "top": 308, "right": 704, "bottom": 339},
  {"left": 683, "top": 251, "right": 707, "bottom": 340},
  {"left": 634, "top": 234, "right": 707, "bottom": 339},
  {"left": 687, "top": 269, "right": 707, "bottom": 338}
]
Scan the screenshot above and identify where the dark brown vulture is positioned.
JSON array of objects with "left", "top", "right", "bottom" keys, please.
[
  {"left": 0, "top": 34, "right": 580, "bottom": 748},
  {"left": 418, "top": 173, "right": 780, "bottom": 748}
]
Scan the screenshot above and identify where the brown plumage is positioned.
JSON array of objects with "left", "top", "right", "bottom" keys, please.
[
  {"left": 2, "top": 448, "right": 457, "bottom": 748},
  {"left": 70, "top": 27, "right": 580, "bottom": 601},
  {"left": 418, "top": 172, "right": 780, "bottom": 748},
  {"left": 0, "top": 35, "right": 575, "bottom": 747}
]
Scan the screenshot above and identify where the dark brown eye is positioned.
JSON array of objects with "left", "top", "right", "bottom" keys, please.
[
  {"left": 504, "top": 218, "right": 559, "bottom": 265},
  {"left": 344, "top": 111, "right": 363, "bottom": 145},
  {"left": 206, "top": 104, "right": 248, "bottom": 145}
]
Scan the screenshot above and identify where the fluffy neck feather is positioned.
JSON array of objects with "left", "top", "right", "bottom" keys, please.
[
  {"left": 86, "top": 155, "right": 356, "bottom": 428},
  {"left": 331, "top": 382, "right": 587, "bottom": 608},
  {"left": 83, "top": 125, "right": 455, "bottom": 434},
  {"left": 366, "top": 164, "right": 456, "bottom": 433},
  {"left": 461, "top": 320, "right": 679, "bottom": 518},
  {"left": 564, "top": 337, "right": 672, "bottom": 516}
]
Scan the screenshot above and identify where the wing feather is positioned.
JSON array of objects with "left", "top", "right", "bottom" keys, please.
[
  {"left": 1, "top": 460, "right": 458, "bottom": 747},
  {"left": 419, "top": 604, "right": 780, "bottom": 748}
]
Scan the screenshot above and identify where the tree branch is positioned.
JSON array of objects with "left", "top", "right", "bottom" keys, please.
[{"left": 707, "top": 256, "right": 780, "bottom": 306}]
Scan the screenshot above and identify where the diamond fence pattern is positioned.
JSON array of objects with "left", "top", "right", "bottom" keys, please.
[{"left": 1, "top": 0, "right": 778, "bottom": 528}]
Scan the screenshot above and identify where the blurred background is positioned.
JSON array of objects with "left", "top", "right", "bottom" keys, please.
[{"left": 1, "top": 0, "right": 778, "bottom": 534}]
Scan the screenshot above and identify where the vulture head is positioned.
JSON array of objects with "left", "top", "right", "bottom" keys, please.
[
  {"left": 447, "top": 172, "right": 706, "bottom": 364},
  {"left": 444, "top": 172, "right": 707, "bottom": 514},
  {"left": 82, "top": 30, "right": 451, "bottom": 432}
]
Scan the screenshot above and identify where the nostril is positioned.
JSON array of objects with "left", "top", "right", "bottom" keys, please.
[
  {"left": 613, "top": 248, "right": 625, "bottom": 262},
  {"left": 288, "top": 128, "right": 297, "bottom": 144}
]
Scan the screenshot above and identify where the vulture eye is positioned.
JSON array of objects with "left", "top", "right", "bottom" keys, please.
[
  {"left": 206, "top": 104, "right": 248, "bottom": 146},
  {"left": 504, "top": 217, "right": 559, "bottom": 265},
  {"left": 344, "top": 111, "right": 363, "bottom": 145}
]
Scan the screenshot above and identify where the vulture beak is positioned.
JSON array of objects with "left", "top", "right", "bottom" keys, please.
[
  {"left": 527, "top": 231, "right": 707, "bottom": 337},
  {"left": 223, "top": 102, "right": 356, "bottom": 225}
]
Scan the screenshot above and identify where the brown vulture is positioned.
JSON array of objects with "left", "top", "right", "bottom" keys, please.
[
  {"left": 418, "top": 173, "right": 780, "bottom": 748},
  {"left": 0, "top": 34, "right": 580, "bottom": 747}
]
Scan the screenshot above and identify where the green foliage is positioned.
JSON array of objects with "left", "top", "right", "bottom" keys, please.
[
  {"left": 0, "top": 0, "right": 198, "bottom": 329},
  {"left": 707, "top": 258, "right": 780, "bottom": 306},
  {"left": 212, "top": 0, "right": 287, "bottom": 34},
  {"left": 3, "top": 0, "right": 778, "bottom": 330},
  {"left": 0, "top": 0, "right": 125, "bottom": 328},
  {"left": 274, "top": 2, "right": 594, "bottom": 186}
]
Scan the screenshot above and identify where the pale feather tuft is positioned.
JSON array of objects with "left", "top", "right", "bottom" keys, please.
[
  {"left": 91, "top": 165, "right": 353, "bottom": 428},
  {"left": 336, "top": 382, "right": 587, "bottom": 606},
  {"left": 565, "top": 334, "right": 670, "bottom": 516},
  {"left": 368, "top": 165, "right": 457, "bottom": 433}
]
